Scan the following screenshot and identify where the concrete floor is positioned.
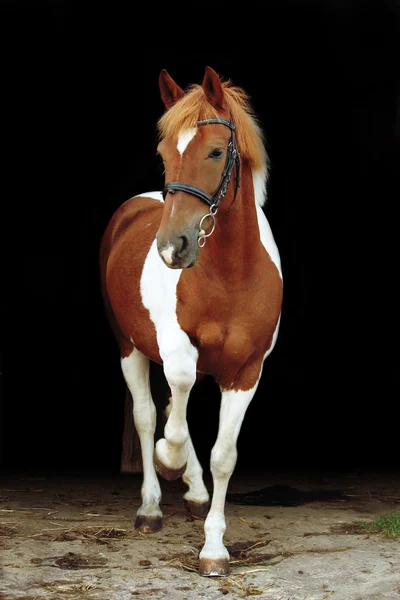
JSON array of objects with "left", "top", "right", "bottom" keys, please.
[{"left": 0, "top": 469, "right": 399, "bottom": 599}]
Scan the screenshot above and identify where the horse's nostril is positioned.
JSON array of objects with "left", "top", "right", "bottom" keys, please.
[{"left": 177, "top": 235, "right": 188, "bottom": 257}]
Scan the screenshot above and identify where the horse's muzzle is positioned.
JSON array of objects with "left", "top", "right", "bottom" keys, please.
[{"left": 156, "top": 231, "right": 199, "bottom": 269}]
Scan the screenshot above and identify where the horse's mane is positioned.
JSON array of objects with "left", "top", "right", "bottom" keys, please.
[{"left": 157, "top": 81, "right": 269, "bottom": 206}]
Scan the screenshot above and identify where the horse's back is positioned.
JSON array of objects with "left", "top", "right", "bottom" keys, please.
[{"left": 101, "top": 193, "right": 163, "bottom": 255}]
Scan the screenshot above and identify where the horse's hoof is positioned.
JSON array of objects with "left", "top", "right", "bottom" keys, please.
[
  {"left": 199, "top": 557, "right": 230, "bottom": 577},
  {"left": 183, "top": 498, "right": 210, "bottom": 520},
  {"left": 153, "top": 450, "right": 187, "bottom": 481},
  {"left": 135, "top": 515, "right": 163, "bottom": 533}
]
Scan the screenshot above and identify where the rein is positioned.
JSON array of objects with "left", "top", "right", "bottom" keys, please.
[{"left": 162, "top": 118, "right": 241, "bottom": 246}]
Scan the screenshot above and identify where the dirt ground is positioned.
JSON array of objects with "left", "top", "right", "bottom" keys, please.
[{"left": 0, "top": 469, "right": 399, "bottom": 600}]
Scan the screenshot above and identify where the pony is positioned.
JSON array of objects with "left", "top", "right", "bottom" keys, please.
[{"left": 100, "top": 66, "right": 283, "bottom": 576}]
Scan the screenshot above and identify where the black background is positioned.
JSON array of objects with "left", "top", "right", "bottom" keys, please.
[{"left": 1, "top": 1, "right": 399, "bottom": 473}]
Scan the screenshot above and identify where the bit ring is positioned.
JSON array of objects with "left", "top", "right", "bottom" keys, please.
[{"left": 198, "top": 212, "right": 216, "bottom": 247}]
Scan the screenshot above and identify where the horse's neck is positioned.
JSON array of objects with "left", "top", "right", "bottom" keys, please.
[{"left": 197, "top": 167, "right": 263, "bottom": 282}]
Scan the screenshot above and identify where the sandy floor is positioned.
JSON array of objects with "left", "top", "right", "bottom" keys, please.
[{"left": 0, "top": 469, "right": 399, "bottom": 599}]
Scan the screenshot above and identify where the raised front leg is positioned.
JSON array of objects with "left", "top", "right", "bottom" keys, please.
[
  {"left": 121, "top": 349, "right": 162, "bottom": 533},
  {"left": 199, "top": 383, "right": 259, "bottom": 576},
  {"left": 154, "top": 348, "right": 197, "bottom": 480}
]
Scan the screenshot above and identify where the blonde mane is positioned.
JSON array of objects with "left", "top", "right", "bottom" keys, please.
[{"left": 157, "top": 81, "right": 269, "bottom": 205}]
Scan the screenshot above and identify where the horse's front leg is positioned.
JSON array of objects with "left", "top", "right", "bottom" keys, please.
[
  {"left": 154, "top": 346, "right": 197, "bottom": 480},
  {"left": 164, "top": 396, "right": 210, "bottom": 518},
  {"left": 199, "top": 383, "right": 259, "bottom": 576},
  {"left": 121, "top": 348, "right": 162, "bottom": 533}
]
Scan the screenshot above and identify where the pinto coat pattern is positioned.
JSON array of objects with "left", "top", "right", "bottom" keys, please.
[{"left": 100, "top": 67, "right": 283, "bottom": 576}]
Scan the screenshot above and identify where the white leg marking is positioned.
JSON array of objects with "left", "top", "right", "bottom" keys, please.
[
  {"left": 183, "top": 435, "right": 210, "bottom": 504},
  {"left": 164, "top": 398, "right": 209, "bottom": 504},
  {"left": 121, "top": 349, "right": 161, "bottom": 519},
  {"left": 140, "top": 240, "right": 198, "bottom": 473},
  {"left": 156, "top": 346, "right": 196, "bottom": 471},
  {"left": 199, "top": 382, "right": 259, "bottom": 569},
  {"left": 177, "top": 128, "right": 197, "bottom": 156}
]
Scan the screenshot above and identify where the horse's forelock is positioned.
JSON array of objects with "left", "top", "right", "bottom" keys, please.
[
  {"left": 157, "top": 82, "right": 268, "bottom": 177},
  {"left": 157, "top": 85, "right": 219, "bottom": 138}
]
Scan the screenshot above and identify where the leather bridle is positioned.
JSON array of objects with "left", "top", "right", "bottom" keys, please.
[{"left": 162, "top": 118, "right": 241, "bottom": 210}]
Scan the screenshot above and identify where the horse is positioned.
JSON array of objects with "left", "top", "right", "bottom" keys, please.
[{"left": 100, "top": 66, "right": 283, "bottom": 576}]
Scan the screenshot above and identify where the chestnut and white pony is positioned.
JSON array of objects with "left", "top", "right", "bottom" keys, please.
[{"left": 100, "top": 67, "right": 283, "bottom": 576}]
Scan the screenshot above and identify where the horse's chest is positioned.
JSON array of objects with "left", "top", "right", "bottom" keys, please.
[
  {"left": 176, "top": 283, "right": 280, "bottom": 384},
  {"left": 195, "top": 319, "right": 254, "bottom": 366}
]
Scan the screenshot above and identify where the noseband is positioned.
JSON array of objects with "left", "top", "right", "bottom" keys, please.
[{"left": 162, "top": 118, "right": 241, "bottom": 246}]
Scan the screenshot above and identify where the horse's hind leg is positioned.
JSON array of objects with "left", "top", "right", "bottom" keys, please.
[
  {"left": 183, "top": 437, "right": 210, "bottom": 518},
  {"left": 164, "top": 397, "right": 210, "bottom": 519},
  {"left": 121, "top": 348, "right": 162, "bottom": 533}
]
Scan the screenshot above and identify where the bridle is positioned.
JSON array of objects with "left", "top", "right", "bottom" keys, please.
[{"left": 162, "top": 118, "right": 241, "bottom": 246}]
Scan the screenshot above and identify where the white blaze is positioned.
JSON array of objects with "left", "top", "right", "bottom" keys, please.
[{"left": 177, "top": 128, "right": 197, "bottom": 156}]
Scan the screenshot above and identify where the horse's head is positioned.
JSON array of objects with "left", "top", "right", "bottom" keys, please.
[{"left": 156, "top": 67, "right": 237, "bottom": 269}]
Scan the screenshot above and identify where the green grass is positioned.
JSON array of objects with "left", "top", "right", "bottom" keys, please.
[{"left": 361, "top": 511, "right": 400, "bottom": 537}]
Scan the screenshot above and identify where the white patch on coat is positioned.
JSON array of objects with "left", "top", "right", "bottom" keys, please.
[
  {"left": 256, "top": 204, "right": 282, "bottom": 358},
  {"left": 177, "top": 128, "right": 197, "bottom": 156},
  {"left": 140, "top": 239, "right": 180, "bottom": 345},
  {"left": 140, "top": 239, "right": 198, "bottom": 367},
  {"left": 252, "top": 168, "right": 268, "bottom": 207},
  {"left": 141, "top": 240, "right": 198, "bottom": 471},
  {"left": 120, "top": 348, "right": 162, "bottom": 518},
  {"left": 134, "top": 191, "right": 164, "bottom": 202},
  {"left": 256, "top": 204, "right": 282, "bottom": 278},
  {"left": 264, "top": 314, "right": 281, "bottom": 361}
]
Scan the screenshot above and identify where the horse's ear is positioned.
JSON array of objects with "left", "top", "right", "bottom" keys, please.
[
  {"left": 202, "top": 66, "right": 225, "bottom": 110},
  {"left": 159, "top": 69, "right": 185, "bottom": 109}
]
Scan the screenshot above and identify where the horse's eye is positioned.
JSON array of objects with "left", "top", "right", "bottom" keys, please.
[{"left": 208, "top": 149, "right": 223, "bottom": 159}]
